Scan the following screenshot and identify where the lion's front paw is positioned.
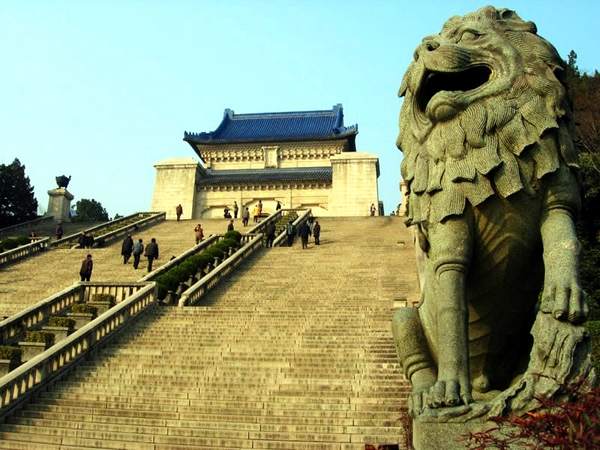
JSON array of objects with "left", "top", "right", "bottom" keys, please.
[
  {"left": 427, "top": 379, "right": 472, "bottom": 409},
  {"left": 541, "top": 275, "right": 587, "bottom": 324}
]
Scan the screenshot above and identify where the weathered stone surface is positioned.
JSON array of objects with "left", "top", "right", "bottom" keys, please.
[
  {"left": 393, "top": 6, "right": 595, "bottom": 449},
  {"left": 0, "top": 217, "right": 417, "bottom": 448}
]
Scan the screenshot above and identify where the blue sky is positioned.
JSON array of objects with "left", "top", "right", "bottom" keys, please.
[{"left": 1, "top": 1, "right": 598, "bottom": 217}]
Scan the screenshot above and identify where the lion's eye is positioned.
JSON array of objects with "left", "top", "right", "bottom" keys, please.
[{"left": 459, "top": 30, "right": 481, "bottom": 43}]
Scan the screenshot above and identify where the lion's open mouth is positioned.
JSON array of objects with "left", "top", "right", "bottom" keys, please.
[{"left": 418, "top": 66, "right": 492, "bottom": 112}]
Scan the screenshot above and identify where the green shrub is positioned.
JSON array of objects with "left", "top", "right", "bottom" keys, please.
[
  {"left": 221, "top": 238, "right": 238, "bottom": 249},
  {"left": 71, "top": 303, "right": 97, "bottom": 315},
  {"left": 0, "top": 346, "right": 22, "bottom": 363},
  {"left": 223, "top": 230, "right": 242, "bottom": 243},
  {"left": 587, "top": 320, "right": 600, "bottom": 336},
  {"left": 189, "top": 253, "right": 212, "bottom": 271},
  {"left": 0, "top": 236, "right": 31, "bottom": 252},
  {"left": 90, "top": 293, "right": 116, "bottom": 305},
  {"left": 179, "top": 260, "right": 197, "bottom": 280},
  {"left": 205, "top": 247, "right": 225, "bottom": 260},
  {"left": 213, "top": 241, "right": 231, "bottom": 256},
  {"left": 24, "top": 331, "right": 54, "bottom": 345},
  {"left": 47, "top": 316, "right": 76, "bottom": 329}
]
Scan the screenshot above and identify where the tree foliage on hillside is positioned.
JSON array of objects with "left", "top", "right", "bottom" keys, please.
[
  {"left": 565, "top": 51, "right": 600, "bottom": 320},
  {"left": 73, "top": 198, "right": 109, "bottom": 223},
  {"left": 0, "top": 159, "right": 38, "bottom": 228}
]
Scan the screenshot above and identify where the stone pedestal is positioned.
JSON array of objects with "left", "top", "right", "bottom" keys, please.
[
  {"left": 329, "top": 152, "right": 380, "bottom": 216},
  {"left": 398, "top": 180, "right": 409, "bottom": 217},
  {"left": 151, "top": 157, "right": 199, "bottom": 220},
  {"left": 413, "top": 417, "right": 487, "bottom": 450},
  {"left": 47, "top": 188, "right": 74, "bottom": 222}
]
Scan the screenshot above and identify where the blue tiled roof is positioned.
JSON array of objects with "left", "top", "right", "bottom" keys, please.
[
  {"left": 197, "top": 167, "right": 332, "bottom": 186},
  {"left": 184, "top": 104, "right": 357, "bottom": 147}
]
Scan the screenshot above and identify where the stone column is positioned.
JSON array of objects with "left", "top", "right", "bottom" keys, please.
[
  {"left": 329, "top": 152, "right": 380, "bottom": 216},
  {"left": 398, "top": 180, "right": 409, "bottom": 217},
  {"left": 47, "top": 188, "right": 74, "bottom": 222}
]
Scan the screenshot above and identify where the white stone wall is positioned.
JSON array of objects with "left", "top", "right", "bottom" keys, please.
[
  {"left": 194, "top": 185, "right": 331, "bottom": 219},
  {"left": 150, "top": 158, "right": 199, "bottom": 220},
  {"left": 151, "top": 145, "right": 381, "bottom": 219},
  {"left": 328, "top": 152, "right": 380, "bottom": 216}
]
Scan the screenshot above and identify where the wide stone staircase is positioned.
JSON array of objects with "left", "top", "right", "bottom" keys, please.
[
  {"left": 0, "top": 217, "right": 418, "bottom": 449},
  {"left": 0, "top": 219, "right": 245, "bottom": 317}
]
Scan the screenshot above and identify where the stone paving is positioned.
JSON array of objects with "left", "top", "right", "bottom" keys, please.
[
  {"left": 0, "top": 216, "right": 418, "bottom": 449},
  {"left": 0, "top": 218, "right": 245, "bottom": 318}
]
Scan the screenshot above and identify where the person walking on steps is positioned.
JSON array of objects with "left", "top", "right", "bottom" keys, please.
[
  {"left": 132, "top": 238, "right": 144, "bottom": 269},
  {"left": 227, "top": 219, "right": 235, "bottom": 232},
  {"left": 298, "top": 221, "right": 311, "bottom": 249},
  {"left": 276, "top": 201, "right": 282, "bottom": 211},
  {"left": 242, "top": 207, "right": 250, "bottom": 227},
  {"left": 79, "top": 254, "right": 93, "bottom": 282},
  {"left": 370, "top": 203, "right": 376, "bottom": 216},
  {"left": 144, "top": 238, "right": 159, "bottom": 273},
  {"left": 55, "top": 222, "right": 64, "bottom": 240},
  {"left": 233, "top": 201, "right": 239, "bottom": 219},
  {"left": 313, "top": 220, "right": 321, "bottom": 246},
  {"left": 286, "top": 220, "right": 295, "bottom": 247},
  {"left": 194, "top": 224, "right": 204, "bottom": 244},
  {"left": 266, "top": 220, "right": 276, "bottom": 248},
  {"left": 176, "top": 204, "right": 183, "bottom": 222},
  {"left": 121, "top": 234, "right": 134, "bottom": 264}
]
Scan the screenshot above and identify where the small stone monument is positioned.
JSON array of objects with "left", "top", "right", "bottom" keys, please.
[
  {"left": 47, "top": 175, "right": 73, "bottom": 222},
  {"left": 393, "top": 7, "right": 595, "bottom": 449}
]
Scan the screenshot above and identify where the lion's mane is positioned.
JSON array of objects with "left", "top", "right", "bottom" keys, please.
[{"left": 398, "top": 6, "right": 578, "bottom": 225}]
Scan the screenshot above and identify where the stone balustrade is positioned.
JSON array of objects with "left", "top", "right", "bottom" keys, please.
[
  {"left": 138, "top": 234, "right": 220, "bottom": 282},
  {"left": 91, "top": 212, "right": 166, "bottom": 248},
  {"left": 178, "top": 233, "right": 264, "bottom": 307},
  {"left": 273, "top": 208, "right": 312, "bottom": 247},
  {"left": 0, "top": 237, "right": 50, "bottom": 268},
  {"left": 52, "top": 212, "right": 165, "bottom": 249},
  {"left": 0, "top": 216, "right": 54, "bottom": 239},
  {"left": 0, "top": 282, "right": 156, "bottom": 420},
  {"left": 0, "top": 283, "right": 148, "bottom": 346},
  {"left": 245, "top": 210, "right": 283, "bottom": 235}
]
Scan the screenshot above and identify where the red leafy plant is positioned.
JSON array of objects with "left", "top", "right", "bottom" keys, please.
[{"left": 465, "top": 379, "right": 600, "bottom": 449}]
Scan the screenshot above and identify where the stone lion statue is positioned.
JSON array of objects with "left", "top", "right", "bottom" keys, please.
[{"left": 392, "top": 5, "right": 594, "bottom": 430}]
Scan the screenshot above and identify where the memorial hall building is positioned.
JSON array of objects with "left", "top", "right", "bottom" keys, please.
[{"left": 151, "top": 104, "right": 380, "bottom": 219}]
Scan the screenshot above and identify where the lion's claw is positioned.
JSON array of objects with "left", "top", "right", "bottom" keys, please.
[{"left": 427, "top": 380, "right": 471, "bottom": 409}]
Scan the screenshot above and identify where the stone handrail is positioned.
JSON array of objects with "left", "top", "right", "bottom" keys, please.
[
  {"left": 178, "top": 233, "right": 264, "bottom": 307},
  {"left": 91, "top": 212, "right": 165, "bottom": 248},
  {"left": 0, "top": 216, "right": 54, "bottom": 238},
  {"left": 0, "top": 282, "right": 148, "bottom": 346},
  {"left": 51, "top": 212, "right": 164, "bottom": 248},
  {"left": 0, "top": 282, "right": 156, "bottom": 420},
  {"left": 138, "top": 234, "right": 220, "bottom": 282},
  {"left": 273, "top": 208, "right": 312, "bottom": 247},
  {"left": 0, "top": 237, "right": 50, "bottom": 268},
  {"left": 246, "top": 210, "right": 283, "bottom": 235}
]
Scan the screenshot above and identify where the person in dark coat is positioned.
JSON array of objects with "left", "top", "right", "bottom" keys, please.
[
  {"left": 227, "top": 220, "right": 234, "bottom": 232},
  {"left": 175, "top": 204, "right": 183, "bottom": 221},
  {"left": 144, "top": 238, "right": 159, "bottom": 272},
  {"left": 233, "top": 201, "right": 239, "bottom": 219},
  {"left": 132, "top": 238, "right": 144, "bottom": 269},
  {"left": 79, "top": 254, "right": 93, "bottom": 281},
  {"left": 55, "top": 223, "right": 64, "bottom": 240},
  {"left": 313, "top": 220, "right": 321, "bottom": 245},
  {"left": 276, "top": 201, "right": 282, "bottom": 211},
  {"left": 121, "top": 234, "right": 134, "bottom": 264},
  {"left": 266, "top": 221, "right": 276, "bottom": 248},
  {"left": 298, "top": 221, "right": 311, "bottom": 249},
  {"left": 242, "top": 207, "right": 250, "bottom": 227},
  {"left": 286, "top": 220, "right": 295, "bottom": 247}
]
